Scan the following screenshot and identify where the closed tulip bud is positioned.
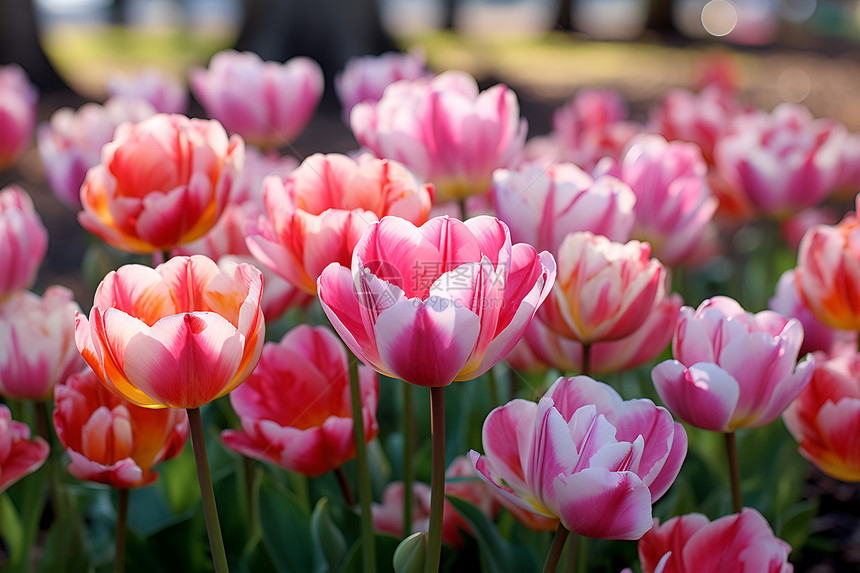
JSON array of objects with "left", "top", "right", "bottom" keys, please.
[
  {"left": 336, "top": 50, "right": 428, "bottom": 121},
  {"left": 0, "top": 185, "right": 48, "bottom": 298},
  {"left": 0, "top": 64, "right": 37, "bottom": 171},
  {"left": 107, "top": 67, "right": 188, "bottom": 114}
]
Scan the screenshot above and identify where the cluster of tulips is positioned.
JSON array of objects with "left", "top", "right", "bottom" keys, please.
[{"left": 1, "top": 45, "right": 859, "bottom": 572}]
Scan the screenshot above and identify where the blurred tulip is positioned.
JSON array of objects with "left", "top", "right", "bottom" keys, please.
[
  {"left": 190, "top": 50, "right": 323, "bottom": 148},
  {"left": 780, "top": 207, "right": 839, "bottom": 251},
  {"left": 539, "top": 231, "right": 667, "bottom": 345},
  {"left": 714, "top": 103, "right": 844, "bottom": 218},
  {"left": 336, "top": 50, "right": 428, "bottom": 121},
  {"left": 0, "top": 405, "right": 49, "bottom": 493},
  {"left": 53, "top": 368, "right": 188, "bottom": 488},
  {"left": 0, "top": 64, "right": 37, "bottom": 170},
  {"left": 78, "top": 113, "right": 244, "bottom": 254},
  {"left": 107, "top": 68, "right": 188, "bottom": 114},
  {"left": 783, "top": 353, "right": 860, "bottom": 482},
  {"left": 471, "top": 376, "right": 686, "bottom": 539},
  {"left": 492, "top": 162, "right": 635, "bottom": 254},
  {"left": 638, "top": 509, "right": 793, "bottom": 573},
  {"left": 835, "top": 132, "right": 860, "bottom": 198},
  {"left": 769, "top": 270, "right": 856, "bottom": 358},
  {"left": 0, "top": 286, "right": 83, "bottom": 401},
  {"left": 372, "top": 456, "right": 497, "bottom": 547},
  {"left": 247, "top": 152, "right": 434, "bottom": 294},
  {"left": 318, "top": 216, "right": 555, "bottom": 387},
  {"left": 0, "top": 185, "right": 48, "bottom": 298},
  {"left": 351, "top": 71, "right": 527, "bottom": 202},
  {"left": 221, "top": 325, "right": 378, "bottom": 477},
  {"left": 652, "top": 296, "right": 813, "bottom": 432},
  {"left": 598, "top": 134, "right": 717, "bottom": 267},
  {"left": 37, "top": 97, "right": 157, "bottom": 209},
  {"left": 75, "top": 255, "right": 264, "bottom": 409},
  {"left": 795, "top": 202, "right": 860, "bottom": 331}
]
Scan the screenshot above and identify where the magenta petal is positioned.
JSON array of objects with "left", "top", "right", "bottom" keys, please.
[
  {"left": 652, "top": 361, "right": 739, "bottom": 432},
  {"left": 480, "top": 399, "right": 538, "bottom": 494}
]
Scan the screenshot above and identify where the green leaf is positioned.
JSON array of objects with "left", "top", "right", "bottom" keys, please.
[
  {"left": 36, "top": 513, "right": 90, "bottom": 573},
  {"left": 310, "top": 497, "right": 347, "bottom": 573},
  {"left": 338, "top": 534, "right": 400, "bottom": 573},
  {"left": 259, "top": 476, "right": 315, "bottom": 573},
  {"left": 0, "top": 494, "right": 23, "bottom": 573},
  {"left": 777, "top": 499, "right": 818, "bottom": 556}
]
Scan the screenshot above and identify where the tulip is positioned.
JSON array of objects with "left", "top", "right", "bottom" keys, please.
[
  {"left": 769, "top": 270, "right": 856, "bottom": 358},
  {"left": 780, "top": 206, "right": 839, "bottom": 251},
  {"left": 335, "top": 50, "right": 428, "bottom": 121},
  {"left": 795, "top": 202, "right": 860, "bottom": 331},
  {"left": 0, "top": 286, "right": 83, "bottom": 402},
  {"left": 714, "top": 103, "right": 844, "bottom": 218},
  {"left": 539, "top": 231, "right": 668, "bottom": 346},
  {"left": 53, "top": 367, "right": 189, "bottom": 488},
  {"left": 0, "top": 185, "right": 48, "bottom": 298},
  {"left": 78, "top": 113, "right": 244, "bottom": 254},
  {"left": 492, "top": 162, "right": 636, "bottom": 254},
  {"left": 351, "top": 71, "right": 527, "bottom": 201},
  {"left": 471, "top": 376, "right": 686, "bottom": 540},
  {"left": 598, "top": 133, "right": 717, "bottom": 267},
  {"left": 318, "top": 215, "right": 555, "bottom": 388},
  {"left": 221, "top": 325, "right": 379, "bottom": 477},
  {"left": 190, "top": 50, "right": 323, "bottom": 148},
  {"left": 783, "top": 353, "right": 860, "bottom": 482},
  {"left": 372, "top": 456, "right": 497, "bottom": 548},
  {"left": 0, "top": 405, "right": 49, "bottom": 493},
  {"left": 75, "top": 255, "right": 264, "bottom": 409},
  {"left": 37, "top": 97, "right": 157, "bottom": 209},
  {"left": 652, "top": 296, "right": 813, "bottom": 433},
  {"left": 638, "top": 509, "right": 793, "bottom": 573},
  {"left": 107, "top": 67, "right": 188, "bottom": 114},
  {"left": 247, "top": 152, "right": 434, "bottom": 294},
  {"left": 0, "top": 64, "right": 37, "bottom": 170}
]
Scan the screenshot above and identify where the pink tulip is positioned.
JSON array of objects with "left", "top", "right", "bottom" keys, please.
[
  {"left": 37, "top": 97, "right": 157, "bottom": 209},
  {"left": 221, "top": 325, "right": 378, "bottom": 477},
  {"left": 247, "top": 152, "right": 434, "bottom": 294},
  {"left": 75, "top": 255, "right": 264, "bottom": 409},
  {"left": 783, "top": 353, "right": 860, "bottom": 482},
  {"left": 336, "top": 50, "right": 428, "bottom": 120},
  {"left": 539, "top": 231, "right": 668, "bottom": 345},
  {"left": 598, "top": 134, "right": 717, "bottom": 267},
  {"left": 652, "top": 296, "right": 813, "bottom": 432},
  {"left": 107, "top": 68, "right": 188, "bottom": 114},
  {"left": 769, "top": 270, "right": 856, "bottom": 358},
  {"left": 523, "top": 293, "right": 682, "bottom": 376},
  {"left": 638, "top": 508, "right": 793, "bottom": 573},
  {"left": 78, "top": 113, "right": 244, "bottom": 254},
  {"left": 190, "top": 50, "right": 323, "bottom": 148},
  {"left": 0, "top": 286, "right": 83, "bottom": 401},
  {"left": 372, "top": 456, "right": 497, "bottom": 547},
  {"left": 351, "top": 71, "right": 527, "bottom": 201},
  {"left": 0, "top": 405, "right": 49, "bottom": 493},
  {"left": 0, "top": 185, "right": 48, "bottom": 298},
  {"left": 780, "top": 206, "right": 839, "bottom": 251},
  {"left": 714, "top": 103, "right": 844, "bottom": 217},
  {"left": 492, "top": 162, "right": 635, "bottom": 254},
  {"left": 53, "top": 367, "right": 189, "bottom": 488},
  {"left": 471, "top": 376, "right": 687, "bottom": 539},
  {"left": 795, "top": 202, "right": 860, "bottom": 331},
  {"left": 835, "top": 132, "right": 860, "bottom": 198},
  {"left": 318, "top": 215, "right": 555, "bottom": 387},
  {"left": 0, "top": 64, "right": 37, "bottom": 170}
]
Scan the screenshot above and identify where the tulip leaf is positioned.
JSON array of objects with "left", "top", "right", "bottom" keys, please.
[
  {"left": 0, "top": 493, "right": 23, "bottom": 572},
  {"left": 259, "top": 476, "right": 315, "bottom": 573},
  {"left": 777, "top": 498, "right": 818, "bottom": 556},
  {"left": 447, "top": 495, "right": 536, "bottom": 573},
  {"left": 338, "top": 534, "right": 400, "bottom": 573},
  {"left": 36, "top": 513, "right": 90, "bottom": 573},
  {"left": 310, "top": 497, "right": 347, "bottom": 573}
]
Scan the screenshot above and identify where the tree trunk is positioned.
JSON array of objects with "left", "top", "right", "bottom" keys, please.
[{"left": 0, "top": 0, "right": 69, "bottom": 93}]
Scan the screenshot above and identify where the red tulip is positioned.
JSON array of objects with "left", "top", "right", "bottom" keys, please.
[{"left": 0, "top": 405, "right": 49, "bottom": 493}]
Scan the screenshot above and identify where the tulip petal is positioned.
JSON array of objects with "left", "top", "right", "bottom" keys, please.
[{"left": 652, "top": 361, "right": 739, "bottom": 432}]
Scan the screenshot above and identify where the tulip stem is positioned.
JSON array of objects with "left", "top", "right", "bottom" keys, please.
[
  {"left": 35, "top": 401, "right": 61, "bottom": 516},
  {"left": 424, "top": 387, "right": 446, "bottom": 573},
  {"left": 457, "top": 198, "right": 468, "bottom": 220},
  {"left": 115, "top": 488, "right": 129, "bottom": 573},
  {"left": 581, "top": 344, "right": 591, "bottom": 378},
  {"left": 334, "top": 466, "right": 355, "bottom": 508},
  {"left": 242, "top": 456, "right": 260, "bottom": 538},
  {"left": 725, "top": 431, "right": 743, "bottom": 513},
  {"left": 542, "top": 523, "right": 570, "bottom": 573},
  {"left": 402, "top": 383, "right": 416, "bottom": 537},
  {"left": 487, "top": 366, "right": 500, "bottom": 408},
  {"left": 348, "top": 357, "right": 376, "bottom": 573},
  {"left": 187, "top": 407, "right": 229, "bottom": 573}
]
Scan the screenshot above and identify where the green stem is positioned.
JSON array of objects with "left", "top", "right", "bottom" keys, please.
[
  {"left": 242, "top": 456, "right": 260, "bottom": 539},
  {"left": 725, "top": 431, "right": 743, "bottom": 513},
  {"left": 35, "top": 401, "right": 61, "bottom": 516},
  {"left": 424, "top": 387, "right": 446, "bottom": 573},
  {"left": 457, "top": 198, "right": 468, "bottom": 220},
  {"left": 402, "top": 383, "right": 415, "bottom": 537},
  {"left": 348, "top": 358, "right": 376, "bottom": 573},
  {"left": 487, "top": 366, "right": 500, "bottom": 408},
  {"left": 187, "top": 407, "right": 229, "bottom": 573},
  {"left": 334, "top": 466, "right": 355, "bottom": 508},
  {"left": 541, "top": 523, "right": 569, "bottom": 573},
  {"left": 581, "top": 344, "right": 591, "bottom": 378},
  {"left": 114, "top": 488, "right": 129, "bottom": 573}
]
